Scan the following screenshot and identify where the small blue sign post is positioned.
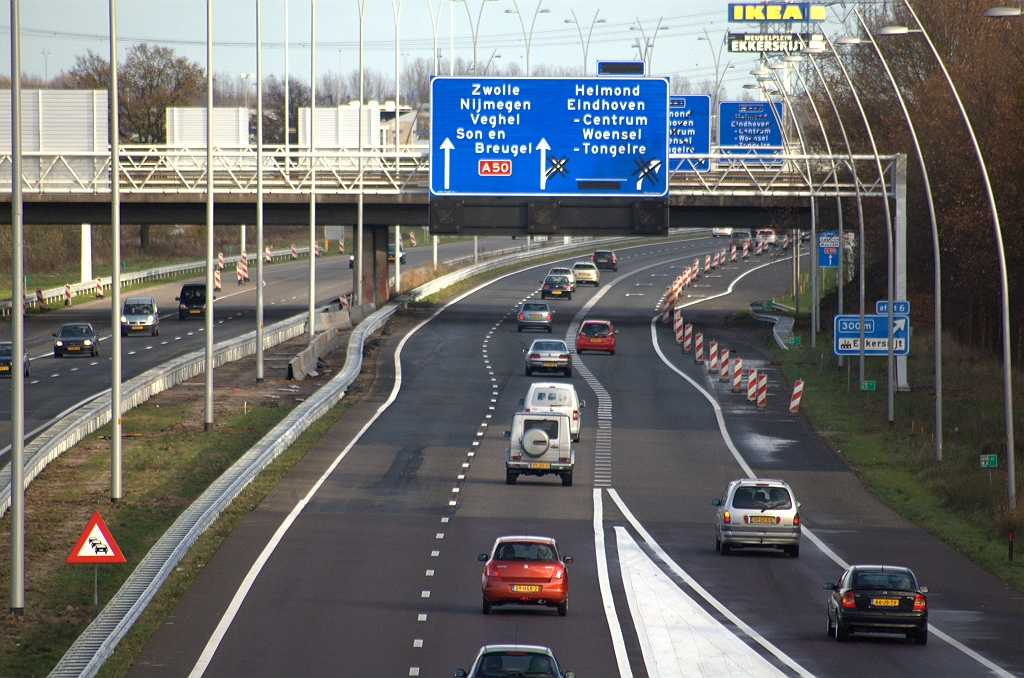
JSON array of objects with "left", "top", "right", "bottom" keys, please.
[
  {"left": 833, "top": 314, "right": 910, "bottom": 356},
  {"left": 876, "top": 300, "right": 910, "bottom": 315},
  {"left": 818, "top": 229, "right": 839, "bottom": 268},
  {"left": 718, "top": 101, "right": 784, "bottom": 156},
  {"left": 668, "top": 95, "right": 710, "bottom": 172},
  {"left": 430, "top": 77, "right": 669, "bottom": 197}
]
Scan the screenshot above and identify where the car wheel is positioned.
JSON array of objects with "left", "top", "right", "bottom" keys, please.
[
  {"left": 153, "top": 326, "right": 159, "bottom": 337},
  {"left": 913, "top": 627, "right": 928, "bottom": 645},
  {"left": 179, "top": 313, "right": 185, "bottom": 320},
  {"left": 121, "top": 328, "right": 128, "bottom": 338},
  {"left": 557, "top": 599, "right": 568, "bottom": 616},
  {"left": 547, "top": 327, "right": 552, "bottom": 334},
  {"left": 564, "top": 367, "right": 572, "bottom": 378},
  {"left": 609, "top": 350, "right": 616, "bottom": 355},
  {"left": 482, "top": 599, "right": 492, "bottom": 615},
  {"left": 93, "top": 348, "right": 99, "bottom": 357},
  {"left": 835, "top": 621, "right": 850, "bottom": 642},
  {"left": 54, "top": 351, "right": 61, "bottom": 359},
  {"left": 715, "top": 535, "right": 721, "bottom": 552},
  {"left": 525, "top": 367, "right": 532, "bottom": 376},
  {"left": 566, "top": 293, "right": 572, "bottom": 300},
  {"left": 786, "top": 544, "right": 800, "bottom": 558},
  {"left": 594, "top": 282, "right": 600, "bottom": 288},
  {"left": 826, "top": 613, "right": 834, "bottom": 637},
  {"left": 505, "top": 471, "right": 518, "bottom": 485},
  {"left": 720, "top": 542, "right": 731, "bottom": 556},
  {"left": 561, "top": 472, "right": 573, "bottom": 487},
  {"left": 518, "top": 326, "right": 523, "bottom": 333}
]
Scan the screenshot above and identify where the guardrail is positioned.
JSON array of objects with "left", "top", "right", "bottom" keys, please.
[
  {"left": 0, "top": 246, "right": 316, "bottom": 315},
  {"left": 47, "top": 231, "right": 707, "bottom": 677},
  {"left": 749, "top": 302, "right": 794, "bottom": 351}
]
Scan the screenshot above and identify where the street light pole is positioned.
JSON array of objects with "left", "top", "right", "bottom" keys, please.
[
  {"left": 110, "top": 0, "right": 125, "bottom": 492},
  {"left": 356, "top": 0, "right": 365, "bottom": 305},
  {"left": 506, "top": 1, "right": 549, "bottom": 75},
  {"left": 256, "top": 0, "right": 265, "bottom": 381},
  {"left": 204, "top": 0, "right": 215, "bottom": 428},
  {"left": 564, "top": 10, "right": 605, "bottom": 76},
  {"left": 455, "top": 0, "right": 498, "bottom": 75},
  {"left": 630, "top": 18, "right": 668, "bottom": 73},
  {"left": 698, "top": 31, "right": 730, "bottom": 136},
  {"left": 309, "top": 0, "right": 316, "bottom": 344},
  {"left": 9, "top": 0, "right": 24, "bottom": 616}
]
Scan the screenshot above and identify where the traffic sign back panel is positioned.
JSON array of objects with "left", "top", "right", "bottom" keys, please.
[
  {"left": 668, "top": 95, "right": 710, "bottom": 172},
  {"left": 430, "top": 77, "right": 669, "bottom": 197},
  {"left": 718, "top": 100, "right": 784, "bottom": 155}
]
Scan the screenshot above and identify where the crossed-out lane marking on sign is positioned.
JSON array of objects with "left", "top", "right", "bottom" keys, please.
[
  {"left": 632, "top": 156, "right": 662, "bottom": 187},
  {"left": 546, "top": 155, "right": 569, "bottom": 180}
]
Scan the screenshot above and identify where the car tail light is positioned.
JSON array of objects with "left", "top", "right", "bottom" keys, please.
[
  {"left": 519, "top": 313, "right": 524, "bottom": 320},
  {"left": 572, "top": 410, "right": 578, "bottom": 422},
  {"left": 559, "top": 354, "right": 570, "bottom": 360},
  {"left": 554, "top": 565, "right": 565, "bottom": 579},
  {"left": 612, "top": 253, "right": 617, "bottom": 262},
  {"left": 776, "top": 516, "right": 781, "bottom": 525},
  {"left": 486, "top": 563, "right": 498, "bottom": 577},
  {"left": 545, "top": 313, "right": 551, "bottom": 320},
  {"left": 543, "top": 284, "right": 550, "bottom": 289},
  {"left": 529, "top": 353, "right": 540, "bottom": 359},
  {"left": 723, "top": 511, "right": 730, "bottom": 524},
  {"left": 559, "top": 456, "right": 569, "bottom": 462},
  {"left": 913, "top": 594, "right": 927, "bottom": 611},
  {"left": 793, "top": 513, "right": 800, "bottom": 526},
  {"left": 841, "top": 592, "right": 856, "bottom": 608},
  {"left": 590, "top": 254, "right": 595, "bottom": 261},
  {"left": 743, "top": 515, "right": 748, "bottom": 523},
  {"left": 511, "top": 455, "right": 521, "bottom": 461}
]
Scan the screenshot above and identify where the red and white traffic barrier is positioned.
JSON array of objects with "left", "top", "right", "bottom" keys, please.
[
  {"left": 339, "top": 238, "right": 345, "bottom": 253},
  {"left": 64, "top": 284, "right": 72, "bottom": 306},
  {"left": 789, "top": 379, "right": 804, "bottom": 415},
  {"left": 756, "top": 372, "right": 768, "bottom": 410},
  {"left": 731, "top": 245, "right": 737, "bottom": 262},
  {"left": 214, "top": 269, "right": 222, "bottom": 291},
  {"left": 732, "top": 357, "right": 743, "bottom": 392},
  {"left": 265, "top": 246, "right": 272, "bottom": 263},
  {"left": 398, "top": 231, "right": 404, "bottom": 247},
  {"left": 35, "top": 289, "right": 44, "bottom": 309},
  {"left": 712, "top": 251, "right": 720, "bottom": 269},
  {"left": 237, "top": 255, "right": 249, "bottom": 284},
  {"left": 662, "top": 302, "right": 673, "bottom": 324},
  {"left": 743, "top": 241, "right": 749, "bottom": 259},
  {"left": 708, "top": 340, "right": 719, "bottom": 373},
  {"left": 683, "top": 323, "right": 692, "bottom": 353},
  {"left": 95, "top": 277, "right": 104, "bottom": 298},
  {"left": 720, "top": 248, "right": 727, "bottom": 265},
  {"left": 673, "top": 308, "right": 684, "bottom": 344},
  {"left": 339, "top": 293, "right": 350, "bottom": 309},
  {"left": 695, "top": 333, "right": 704, "bottom": 364},
  {"left": 719, "top": 348, "right": 730, "bottom": 382},
  {"left": 756, "top": 240, "right": 763, "bottom": 256},
  {"left": 218, "top": 252, "right": 224, "bottom": 269},
  {"left": 782, "top": 234, "right": 789, "bottom": 250},
  {"left": 705, "top": 254, "right": 711, "bottom": 272},
  {"left": 291, "top": 243, "right": 298, "bottom": 259},
  {"left": 410, "top": 232, "right": 417, "bottom": 247},
  {"left": 693, "top": 258, "right": 700, "bottom": 278},
  {"left": 683, "top": 267, "right": 691, "bottom": 287},
  {"left": 747, "top": 369, "right": 758, "bottom": 402}
]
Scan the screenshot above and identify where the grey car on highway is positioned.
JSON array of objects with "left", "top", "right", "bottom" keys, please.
[
  {"left": 121, "top": 296, "right": 160, "bottom": 337},
  {"left": 525, "top": 339, "right": 572, "bottom": 377},
  {"left": 518, "top": 302, "right": 553, "bottom": 333},
  {"left": 712, "top": 478, "right": 801, "bottom": 557}
]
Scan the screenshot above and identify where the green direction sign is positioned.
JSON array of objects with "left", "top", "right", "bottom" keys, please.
[
  {"left": 788, "top": 336, "right": 801, "bottom": 346},
  {"left": 980, "top": 454, "right": 998, "bottom": 468},
  {"left": 860, "top": 380, "right": 876, "bottom": 391},
  {"left": 226, "top": 246, "right": 234, "bottom": 253},
  {"left": 764, "top": 300, "right": 773, "bottom": 309}
]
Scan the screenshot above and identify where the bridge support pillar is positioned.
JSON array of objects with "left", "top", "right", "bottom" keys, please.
[
  {"left": 354, "top": 224, "right": 389, "bottom": 307},
  {"left": 80, "top": 223, "right": 92, "bottom": 283}
]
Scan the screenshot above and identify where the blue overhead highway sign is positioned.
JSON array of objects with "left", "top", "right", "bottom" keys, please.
[
  {"left": 668, "top": 95, "right": 710, "bottom": 172},
  {"left": 833, "top": 313, "right": 910, "bottom": 356},
  {"left": 429, "top": 77, "right": 669, "bottom": 197},
  {"left": 876, "top": 300, "right": 910, "bottom": 315},
  {"left": 718, "top": 101, "right": 784, "bottom": 156},
  {"left": 818, "top": 229, "right": 839, "bottom": 267}
]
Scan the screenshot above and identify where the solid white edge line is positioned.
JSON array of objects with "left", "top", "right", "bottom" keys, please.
[
  {"left": 188, "top": 239, "right": 702, "bottom": 675},
  {"left": 594, "top": 489, "right": 635, "bottom": 678},
  {"left": 608, "top": 489, "right": 816, "bottom": 678},
  {"left": 650, "top": 280, "right": 1017, "bottom": 678}
]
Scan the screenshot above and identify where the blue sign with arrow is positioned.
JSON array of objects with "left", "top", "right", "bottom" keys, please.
[
  {"left": 833, "top": 313, "right": 911, "bottom": 356},
  {"left": 818, "top": 229, "right": 839, "bottom": 268},
  {"left": 668, "top": 95, "right": 710, "bottom": 172},
  {"left": 718, "top": 100, "right": 784, "bottom": 156},
  {"left": 429, "top": 77, "right": 669, "bottom": 197}
]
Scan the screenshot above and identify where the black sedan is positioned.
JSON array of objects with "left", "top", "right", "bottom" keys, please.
[
  {"left": 825, "top": 565, "right": 928, "bottom": 644},
  {"left": 541, "top": 275, "right": 572, "bottom": 300},
  {"left": 0, "top": 341, "right": 29, "bottom": 377},
  {"left": 53, "top": 323, "right": 100, "bottom": 358}
]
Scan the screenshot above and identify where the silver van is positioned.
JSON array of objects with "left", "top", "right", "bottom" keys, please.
[
  {"left": 519, "top": 382, "right": 584, "bottom": 442},
  {"left": 711, "top": 478, "right": 801, "bottom": 557},
  {"left": 504, "top": 412, "right": 575, "bottom": 487},
  {"left": 121, "top": 296, "right": 160, "bottom": 337}
]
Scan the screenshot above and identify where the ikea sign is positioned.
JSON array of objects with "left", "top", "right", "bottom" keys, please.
[{"left": 729, "top": 3, "right": 827, "bottom": 22}]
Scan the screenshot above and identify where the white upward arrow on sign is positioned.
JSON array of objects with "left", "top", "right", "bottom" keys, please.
[
  {"left": 440, "top": 138, "right": 455, "bottom": 189},
  {"left": 537, "top": 138, "right": 550, "bottom": 190}
]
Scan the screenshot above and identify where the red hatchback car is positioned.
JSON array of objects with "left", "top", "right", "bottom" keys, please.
[
  {"left": 479, "top": 536, "right": 573, "bottom": 616},
  {"left": 575, "top": 320, "right": 616, "bottom": 355}
]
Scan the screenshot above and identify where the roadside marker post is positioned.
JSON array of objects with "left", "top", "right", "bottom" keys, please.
[
  {"left": 95, "top": 277, "right": 104, "bottom": 298},
  {"left": 217, "top": 252, "right": 224, "bottom": 269},
  {"left": 789, "top": 379, "right": 804, "bottom": 415},
  {"left": 756, "top": 240, "right": 763, "bottom": 256},
  {"left": 683, "top": 324, "right": 693, "bottom": 353},
  {"left": 66, "top": 511, "right": 126, "bottom": 620},
  {"left": 35, "top": 289, "right": 44, "bottom": 309},
  {"left": 708, "top": 340, "right": 719, "bottom": 373},
  {"left": 410, "top": 232, "right": 417, "bottom": 247},
  {"left": 756, "top": 372, "right": 768, "bottom": 410},
  {"left": 695, "top": 333, "right": 704, "bottom": 364},
  {"left": 732, "top": 358, "right": 743, "bottom": 392},
  {"left": 705, "top": 254, "right": 712, "bottom": 273},
  {"left": 693, "top": 259, "right": 700, "bottom": 279},
  {"left": 213, "top": 269, "right": 222, "bottom": 291},
  {"left": 720, "top": 248, "right": 727, "bottom": 265},
  {"left": 731, "top": 245, "right": 737, "bottom": 262},
  {"left": 719, "top": 348, "right": 730, "bottom": 382},
  {"left": 747, "top": 369, "right": 758, "bottom": 402},
  {"left": 64, "top": 284, "right": 72, "bottom": 306},
  {"left": 291, "top": 244, "right": 298, "bottom": 259},
  {"left": 712, "top": 251, "right": 720, "bottom": 269},
  {"left": 264, "top": 246, "right": 272, "bottom": 263},
  {"left": 673, "top": 309, "right": 684, "bottom": 344}
]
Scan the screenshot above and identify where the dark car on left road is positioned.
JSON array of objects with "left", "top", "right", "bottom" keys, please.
[
  {"left": 53, "top": 323, "right": 99, "bottom": 358},
  {"left": 825, "top": 565, "right": 928, "bottom": 644},
  {"left": 541, "top": 275, "right": 572, "bottom": 300},
  {"left": 0, "top": 341, "right": 29, "bottom": 377}
]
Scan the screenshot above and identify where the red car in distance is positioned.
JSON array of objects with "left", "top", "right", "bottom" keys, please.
[
  {"left": 575, "top": 320, "right": 617, "bottom": 355},
  {"left": 479, "top": 536, "right": 572, "bottom": 616}
]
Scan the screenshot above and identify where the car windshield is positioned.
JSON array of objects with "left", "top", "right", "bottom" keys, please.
[
  {"left": 475, "top": 652, "right": 557, "bottom": 677},
  {"left": 0, "top": 344, "right": 12, "bottom": 357},
  {"left": 181, "top": 288, "right": 205, "bottom": 302},
  {"left": 522, "top": 303, "right": 548, "bottom": 312},
  {"left": 545, "top": 276, "right": 568, "bottom": 284},
  {"left": 523, "top": 419, "right": 560, "bottom": 439},
  {"left": 532, "top": 342, "right": 566, "bottom": 352},
  {"left": 59, "top": 326, "right": 91, "bottom": 338},
  {"left": 533, "top": 390, "right": 570, "bottom": 405},
  {"left": 731, "top": 486, "right": 792, "bottom": 510},
  {"left": 494, "top": 542, "right": 559, "bottom": 562},
  {"left": 124, "top": 304, "right": 154, "bottom": 315},
  {"left": 852, "top": 570, "right": 915, "bottom": 591},
  {"left": 581, "top": 323, "right": 611, "bottom": 337}
]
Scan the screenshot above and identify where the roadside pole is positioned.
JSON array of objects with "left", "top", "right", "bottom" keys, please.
[
  {"left": 256, "top": 0, "right": 265, "bottom": 381},
  {"left": 204, "top": 0, "right": 215, "bottom": 428},
  {"left": 110, "top": 0, "right": 125, "bottom": 486},
  {"left": 308, "top": 0, "right": 317, "bottom": 343}
]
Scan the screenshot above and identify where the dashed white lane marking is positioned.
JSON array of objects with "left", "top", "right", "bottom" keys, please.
[{"left": 616, "top": 526, "right": 790, "bottom": 678}]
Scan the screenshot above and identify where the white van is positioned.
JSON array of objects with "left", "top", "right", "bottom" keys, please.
[{"left": 519, "top": 383, "right": 585, "bottom": 442}]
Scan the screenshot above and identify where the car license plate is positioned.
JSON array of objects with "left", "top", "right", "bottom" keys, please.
[
  {"left": 190, "top": 310, "right": 201, "bottom": 314},
  {"left": 511, "top": 585, "right": 541, "bottom": 593},
  {"left": 0, "top": 365, "right": 9, "bottom": 372},
  {"left": 552, "top": 290, "right": 562, "bottom": 294},
  {"left": 871, "top": 598, "right": 900, "bottom": 607},
  {"left": 542, "top": 362, "right": 557, "bottom": 367},
  {"left": 591, "top": 338, "right": 603, "bottom": 343},
  {"left": 68, "top": 346, "right": 80, "bottom": 351},
  {"left": 530, "top": 462, "right": 550, "bottom": 469},
  {"left": 749, "top": 516, "right": 775, "bottom": 523},
  {"left": 529, "top": 314, "right": 541, "bottom": 319},
  {"left": 132, "top": 325, "right": 144, "bottom": 330}
]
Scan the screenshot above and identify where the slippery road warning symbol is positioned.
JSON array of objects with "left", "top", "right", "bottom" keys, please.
[{"left": 66, "top": 510, "right": 126, "bottom": 564}]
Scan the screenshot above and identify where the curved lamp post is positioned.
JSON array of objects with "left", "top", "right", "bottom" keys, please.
[
  {"left": 698, "top": 31, "right": 731, "bottom": 136},
  {"left": 454, "top": 0, "right": 500, "bottom": 75},
  {"left": 564, "top": 10, "right": 606, "bottom": 76},
  {"left": 505, "top": 1, "right": 549, "bottom": 75},
  {"left": 630, "top": 18, "right": 669, "bottom": 72}
]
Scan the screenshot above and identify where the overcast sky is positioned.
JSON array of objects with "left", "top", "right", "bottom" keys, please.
[{"left": 0, "top": 1, "right": 850, "bottom": 99}]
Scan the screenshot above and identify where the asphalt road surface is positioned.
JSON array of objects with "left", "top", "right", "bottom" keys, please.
[
  {"left": 0, "top": 236, "right": 517, "bottom": 461},
  {"left": 127, "top": 237, "right": 1023, "bottom": 677}
]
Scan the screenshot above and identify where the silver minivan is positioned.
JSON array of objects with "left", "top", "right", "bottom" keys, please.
[
  {"left": 520, "top": 382, "right": 585, "bottom": 442},
  {"left": 711, "top": 479, "right": 801, "bottom": 557},
  {"left": 121, "top": 296, "right": 160, "bottom": 337}
]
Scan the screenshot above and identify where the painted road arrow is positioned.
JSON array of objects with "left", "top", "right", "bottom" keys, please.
[{"left": 439, "top": 138, "right": 455, "bottom": 190}]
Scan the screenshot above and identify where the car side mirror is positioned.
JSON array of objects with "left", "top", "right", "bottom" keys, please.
[
  {"left": 478, "top": 554, "right": 488, "bottom": 562},
  {"left": 796, "top": 501, "right": 802, "bottom": 508},
  {"left": 503, "top": 431, "right": 511, "bottom": 439},
  {"left": 823, "top": 582, "right": 836, "bottom": 590},
  {"left": 563, "top": 556, "right": 573, "bottom": 563},
  {"left": 919, "top": 587, "right": 928, "bottom": 594},
  {"left": 174, "top": 297, "right": 179, "bottom": 301},
  {"left": 565, "top": 672, "right": 575, "bottom": 678},
  {"left": 580, "top": 400, "right": 586, "bottom": 408},
  {"left": 710, "top": 498, "right": 721, "bottom": 506},
  {"left": 518, "top": 399, "right": 525, "bottom": 406},
  {"left": 52, "top": 333, "right": 57, "bottom": 338},
  {"left": 454, "top": 671, "right": 467, "bottom": 677}
]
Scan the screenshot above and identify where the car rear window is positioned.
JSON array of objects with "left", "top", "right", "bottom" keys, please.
[
  {"left": 0, "top": 344, "right": 12, "bottom": 357},
  {"left": 475, "top": 652, "right": 557, "bottom": 676},
  {"left": 493, "top": 542, "right": 558, "bottom": 562},
  {"left": 523, "top": 419, "right": 560, "bottom": 438},
  {"left": 731, "top": 486, "right": 792, "bottom": 509},
  {"left": 581, "top": 323, "right": 611, "bottom": 337},
  {"left": 532, "top": 342, "right": 566, "bottom": 352},
  {"left": 595, "top": 251, "right": 612, "bottom": 257},
  {"left": 181, "top": 288, "right": 205, "bottom": 302},
  {"left": 522, "top": 303, "right": 548, "bottom": 312},
  {"left": 573, "top": 263, "right": 597, "bottom": 270},
  {"left": 533, "top": 389, "right": 570, "bottom": 405},
  {"left": 546, "top": 276, "right": 569, "bottom": 284},
  {"left": 549, "top": 269, "right": 571, "bottom": 275},
  {"left": 852, "top": 570, "right": 915, "bottom": 590}
]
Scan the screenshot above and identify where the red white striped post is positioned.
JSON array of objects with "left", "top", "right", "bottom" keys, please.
[
  {"left": 693, "top": 258, "right": 700, "bottom": 278},
  {"left": 214, "top": 269, "right": 222, "bottom": 291},
  {"left": 339, "top": 238, "right": 345, "bottom": 254},
  {"left": 265, "top": 246, "right": 272, "bottom": 263},
  {"left": 789, "top": 380, "right": 804, "bottom": 415},
  {"left": 705, "top": 254, "right": 711, "bottom": 272},
  {"left": 782, "top": 234, "right": 789, "bottom": 250},
  {"left": 708, "top": 340, "right": 719, "bottom": 373},
  {"left": 95, "top": 277, "right": 104, "bottom": 298},
  {"left": 720, "top": 248, "right": 727, "bottom": 265},
  {"left": 339, "top": 293, "right": 350, "bottom": 308},
  {"left": 695, "top": 333, "right": 704, "bottom": 364},
  {"left": 756, "top": 240, "right": 763, "bottom": 256},
  {"left": 410, "top": 232, "right": 417, "bottom": 246},
  {"left": 719, "top": 348, "right": 730, "bottom": 382},
  {"left": 732, "top": 357, "right": 743, "bottom": 392},
  {"left": 683, "top": 323, "right": 693, "bottom": 353},
  {"left": 35, "top": 289, "right": 44, "bottom": 309},
  {"left": 712, "top": 251, "right": 720, "bottom": 269},
  {"left": 64, "top": 284, "right": 72, "bottom": 306},
  {"left": 756, "top": 372, "right": 768, "bottom": 410},
  {"left": 673, "top": 308, "right": 684, "bottom": 344},
  {"left": 683, "top": 267, "right": 691, "bottom": 287},
  {"left": 731, "top": 245, "right": 737, "bottom": 262},
  {"left": 747, "top": 369, "right": 758, "bottom": 402},
  {"left": 237, "top": 255, "right": 249, "bottom": 284},
  {"left": 291, "top": 243, "right": 298, "bottom": 259},
  {"left": 217, "top": 252, "right": 224, "bottom": 269}
]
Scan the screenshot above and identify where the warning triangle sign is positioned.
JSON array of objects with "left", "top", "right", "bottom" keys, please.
[{"left": 66, "top": 511, "right": 127, "bottom": 564}]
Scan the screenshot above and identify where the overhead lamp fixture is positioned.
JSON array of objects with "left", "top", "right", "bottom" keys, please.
[
  {"left": 985, "top": 7, "right": 1022, "bottom": 16},
  {"left": 877, "top": 25, "right": 911, "bottom": 35},
  {"left": 782, "top": 55, "right": 803, "bottom": 62},
  {"left": 836, "top": 36, "right": 864, "bottom": 44}
]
